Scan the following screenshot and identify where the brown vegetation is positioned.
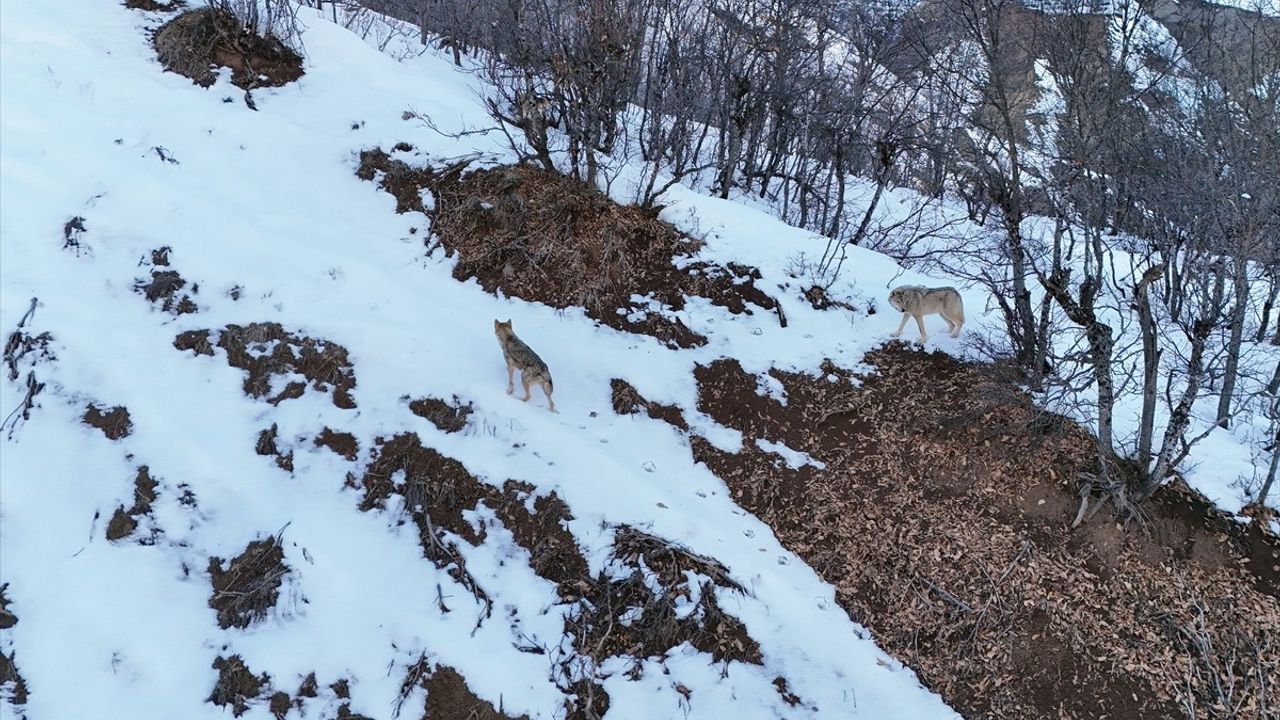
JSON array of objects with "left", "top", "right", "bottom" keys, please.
[
  {"left": 209, "top": 655, "right": 268, "bottom": 716},
  {"left": 355, "top": 153, "right": 782, "bottom": 348},
  {"left": 208, "top": 536, "right": 290, "bottom": 630},
  {"left": 174, "top": 323, "right": 357, "bottom": 409},
  {"left": 153, "top": 8, "right": 302, "bottom": 90},
  {"left": 82, "top": 404, "right": 132, "bottom": 440},
  {"left": 106, "top": 466, "right": 160, "bottom": 542},
  {"left": 409, "top": 395, "right": 474, "bottom": 434},
  {"left": 689, "top": 345, "right": 1280, "bottom": 719}
]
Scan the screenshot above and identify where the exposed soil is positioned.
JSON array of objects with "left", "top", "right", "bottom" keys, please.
[
  {"left": 256, "top": 424, "right": 294, "bottom": 472},
  {"left": 355, "top": 435, "right": 766, "bottom": 717},
  {"left": 314, "top": 427, "right": 359, "bottom": 461},
  {"left": 0, "top": 652, "right": 27, "bottom": 711},
  {"left": 0, "top": 585, "right": 14, "bottom": 630},
  {"left": 581, "top": 526, "right": 761, "bottom": 668},
  {"left": 134, "top": 259, "right": 198, "bottom": 315},
  {"left": 208, "top": 536, "right": 290, "bottom": 630},
  {"left": 609, "top": 378, "right": 688, "bottom": 430},
  {"left": 82, "top": 403, "right": 132, "bottom": 440},
  {"left": 174, "top": 323, "right": 357, "bottom": 409},
  {"left": 355, "top": 153, "right": 783, "bottom": 348},
  {"left": 409, "top": 395, "right": 474, "bottom": 434},
  {"left": 421, "top": 665, "right": 530, "bottom": 720},
  {"left": 106, "top": 466, "right": 160, "bottom": 542},
  {"left": 690, "top": 345, "right": 1280, "bottom": 719},
  {"left": 153, "top": 8, "right": 302, "bottom": 90},
  {"left": 125, "top": 0, "right": 184, "bottom": 10},
  {"left": 209, "top": 655, "right": 268, "bottom": 717}
]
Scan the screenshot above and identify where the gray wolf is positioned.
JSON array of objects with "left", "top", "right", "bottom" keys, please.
[
  {"left": 887, "top": 285, "right": 965, "bottom": 344},
  {"left": 494, "top": 319, "right": 555, "bottom": 412}
]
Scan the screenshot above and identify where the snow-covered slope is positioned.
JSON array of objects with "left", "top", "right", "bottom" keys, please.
[{"left": 0, "top": 4, "right": 968, "bottom": 719}]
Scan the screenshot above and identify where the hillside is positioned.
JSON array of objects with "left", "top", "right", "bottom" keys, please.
[{"left": 1, "top": 2, "right": 1278, "bottom": 720}]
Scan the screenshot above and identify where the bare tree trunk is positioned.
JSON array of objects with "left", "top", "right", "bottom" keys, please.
[
  {"left": 1133, "top": 264, "right": 1166, "bottom": 470},
  {"left": 1215, "top": 253, "right": 1249, "bottom": 427}
]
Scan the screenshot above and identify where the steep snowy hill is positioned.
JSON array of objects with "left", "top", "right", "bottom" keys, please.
[
  {"left": 2, "top": 2, "right": 1276, "bottom": 720},
  {"left": 0, "top": 3, "right": 965, "bottom": 719}
]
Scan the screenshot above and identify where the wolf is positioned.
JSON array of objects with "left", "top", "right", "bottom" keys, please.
[
  {"left": 887, "top": 285, "right": 965, "bottom": 344},
  {"left": 494, "top": 319, "right": 556, "bottom": 412}
]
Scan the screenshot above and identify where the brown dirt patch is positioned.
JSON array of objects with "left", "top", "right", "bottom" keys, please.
[
  {"left": 0, "top": 584, "right": 15, "bottom": 631},
  {"left": 585, "top": 526, "right": 761, "bottom": 667},
  {"left": 82, "top": 403, "right": 132, "bottom": 440},
  {"left": 256, "top": 424, "right": 294, "bottom": 472},
  {"left": 355, "top": 154, "right": 783, "bottom": 348},
  {"left": 208, "top": 535, "right": 290, "bottom": 629},
  {"left": 135, "top": 260, "right": 198, "bottom": 315},
  {"left": 153, "top": 8, "right": 302, "bottom": 90},
  {"left": 174, "top": 323, "right": 357, "bottom": 409},
  {"left": 314, "top": 428, "right": 359, "bottom": 461},
  {"left": 609, "top": 379, "right": 688, "bottom": 430},
  {"left": 209, "top": 655, "right": 268, "bottom": 716},
  {"left": 419, "top": 665, "right": 530, "bottom": 720},
  {"left": 409, "top": 395, "right": 474, "bottom": 434},
  {"left": 691, "top": 345, "right": 1280, "bottom": 719},
  {"left": 106, "top": 466, "right": 160, "bottom": 542},
  {"left": 125, "top": 0, "right": 185, "bottom": 10},
  {"left": 0, "top": 652, "right": 27, "bottom": 711},
  {"left": 356, "top": 436, "right": 763, "bottom": 716}
]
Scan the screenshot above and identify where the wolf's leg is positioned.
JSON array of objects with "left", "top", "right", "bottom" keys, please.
[
  {"left": 542, "top": 382, "right": 556, "bottom": 413},
  {"left": 521, "top": 374, "right": 533, "bottom": 402},
  {"left": 914, "top": 314, "right": 928, "bottom": 343},
  {"left": 949, "top": 312, "right": 964, "bottom": 337},
  {"left": 506, "top": 362, "right": 515, "bottom": 395},
  {"left": 890, "top": 312, "right": 909, "bottom": 338}
]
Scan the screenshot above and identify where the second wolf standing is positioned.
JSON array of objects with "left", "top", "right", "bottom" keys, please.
[
  {"left": 887, "top": 285, "right": 965, "bottom": 344},
  {"left": 494, "top": 319, "right": 556, "bottom": 412}
]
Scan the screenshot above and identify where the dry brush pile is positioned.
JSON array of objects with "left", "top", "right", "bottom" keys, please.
[
  {"left": 356, "top": 152, "right": 783, "bottom": 348},
  {"left": 672, "top": 345, "right": 1280, "bottom": 719}
]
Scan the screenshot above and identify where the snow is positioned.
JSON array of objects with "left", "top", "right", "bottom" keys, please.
[
  {"left": 0, "top": 3, "right": 959, "bottom": 719},
  {"left": 1, "top": 1, "right": 1274, "bottom": 718}
]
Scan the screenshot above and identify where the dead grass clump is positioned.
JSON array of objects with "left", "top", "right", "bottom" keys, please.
[
  {"left": 153, "top": 8, "right": 302, "bottom": 90},
  {"left": 106, "top": 466, "right": 160, "bottom": 542},
  {"left": 256, "top": 424, "right": 294, "bottom": 472},
  {"left": 208, "top": 535, "right": 289, "bottom": 629},
  {"left": 0, "top": 584, "right": 15, "bottom": 630},
  {"left": 609, "top": 379, "right": 687, "bottom": 430},
  {"left": 209, "top": 655, "right": 269, "bottom": 716},
  {"left": 550, "top": 527, "right": 761, "bottom": 718},
  {"left": 490, "top": 481, "right": 588, "bottom": 601},
  {"left": 356, "top": 156, "right": 781, "bottom": 348},
  {"left": 0, "top": 652, "right": 27, "bottom": 711},
  {"left": 175, "top": 323, "right": 357, "bottom": 409},
  {"left": 356, "top": 149, "right": 436, "bottom": 214},
  {"left": 581, "top": 526, "right": 759, "bottom": 667},
  {"left": 83, "top": 404, "right": 133, "bottom": 440},
  {"left": 174, "top": 329, "right": 215, "bottom": 355},
  {"left": 135, "top": 265, "right": 198, "bottom": 315},
  {"left": 359, "top": 434, "right": 493, "bottom": 613},
  {"left": 3, "top": 330, "right": 53, "bottom": 383},
  {"left": 409, "top": 396, "right": 473, "bottom": 434},
  {"left": 417, "top": 665, "right": 530, "bottom": 720},
  {"left": 314, "top": 428, "right": 359, "bottom": 461},
  {"left": 125, "top": 0, "right": 184, "bottom": 10},
  {"left": 691, "top": 345, "right": 1280, "bottom": 719}
]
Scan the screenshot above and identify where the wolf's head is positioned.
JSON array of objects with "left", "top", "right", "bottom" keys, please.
[
  {"left": 887, "top": 285, "right": 922, "bottom": 312},
  {"left": 494, "top": 318, "right": 514, "bottom": 339}
]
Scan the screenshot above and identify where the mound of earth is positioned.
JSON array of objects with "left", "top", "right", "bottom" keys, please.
[
  {"left": 356, "top": 153, "right": 784, "bottom": 348},
  {"left": 153, "top": 8, "right": 302, "bottom": 90},
  {"left": 679, "top": 344, "right": 1280, "bottom": 719}
]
